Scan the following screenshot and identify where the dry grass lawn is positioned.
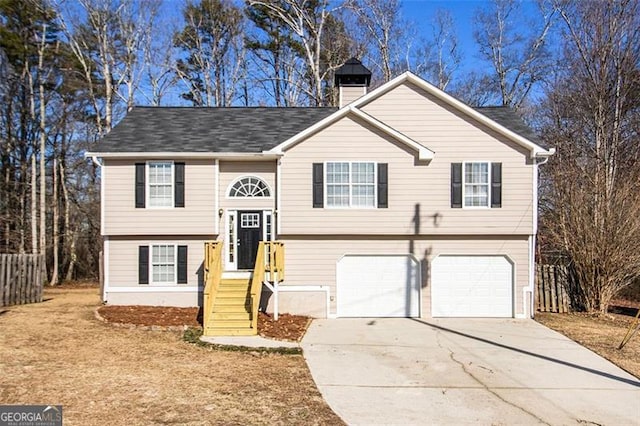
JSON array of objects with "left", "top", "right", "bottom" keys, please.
[
  {"left": 536, "top": 311, "right": 640, "bottom": 378},
  {"left": 0, "top": 288, "right": 343, "bottom": 425}
]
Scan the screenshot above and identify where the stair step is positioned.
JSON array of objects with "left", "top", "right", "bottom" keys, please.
[
  {"left": 208, "top": 319, "right": 253, "bottom": 328},
  {"left": 212, "top": 304, "right": 251, "bottom": 313},
  {"left": 203, "top": 327, "right": 257, "bottom": 336},
  {"left": 220, "top": 278, "right": 251, "bottom": 285},
  {"left": 221, "top": 271, "right": 252, "bottom": 280},
  {"left": 211, "top": 312, "right": 251, "bottom": 321},
  {"left": 216, "top": 290, "right": 250, "bottom": 298},
  {"left": 214, "top": 295, "right": 250, "bottom": 305}
]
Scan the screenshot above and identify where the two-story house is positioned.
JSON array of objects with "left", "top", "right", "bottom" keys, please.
[{"left": 87, "top": 58, "right": 553, "bottom": 325}]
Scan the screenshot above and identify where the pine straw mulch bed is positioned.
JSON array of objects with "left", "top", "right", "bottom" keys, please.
[
  {"left": 97, "top": 305, "right": 312, "bottom": 342},
  {"left": 0, "top": 287, "right": 343, "bottom": 425},
  {"left": 535, "top": 309, "right": 640, "bottom": 379}
]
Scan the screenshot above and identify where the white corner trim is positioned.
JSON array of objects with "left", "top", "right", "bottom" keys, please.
[
  {"left": 348, "top": 107, "right": 435, "bottom": 160},
  {"left": 99, "top": 158, "right": 105, "bottom": 236},
  {"left": 276, "top": 159, "right": 282, "bottom": 236},
  {"left": 214, "top": 159, "right": 219, "bottom": 235},
  {"left": 103, "top": 237, "right": 109, "bottom": 302}
]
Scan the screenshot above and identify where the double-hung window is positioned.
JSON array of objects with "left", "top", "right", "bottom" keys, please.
[
  {"left": 451, "top": 161, "right": 501, "bottom": 209},
  {"left": 136, "top": 161, "right": 184, "bottom": 208},
  {"left": 148, "top": 162, "right": 173, "bottom": 207},
  {"left": 152, "top": 244, "right": 176, "bottom": 283},
  {"left": 326, "top": 162, "right": 376, "bottom": 208},
  {"left": 463, "top": 162, "right": 490, "bottom": 207},
  {"left": 139, "top": 244, "right": 188, "bottom": 285}
]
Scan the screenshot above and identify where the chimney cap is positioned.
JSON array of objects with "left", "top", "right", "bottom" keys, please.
[{"left": 335, "top": 58, "right": 372, "bottom": 87}]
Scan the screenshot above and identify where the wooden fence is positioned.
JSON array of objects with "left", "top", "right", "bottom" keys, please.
[
  {"left": 0, "top": 254, "right": 45, "bottom": 307},
  {"left": 536, "top": 264, "right": 570, "bottom": 313}
]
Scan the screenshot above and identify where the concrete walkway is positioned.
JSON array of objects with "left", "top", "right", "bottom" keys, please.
[
  {"left": 301, "top": 318, "right": 640, "bottom": 425},
  {"left": 200, "top": 335, "right": 299, "bottom": 349}
]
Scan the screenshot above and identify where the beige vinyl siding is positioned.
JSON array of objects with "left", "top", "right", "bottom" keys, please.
[
  {"left": 340, "top": 86, "right": 367, "bottom": 107},
  {"left": 107, "top": 237, "right": 209, "bottom": 288},
  {"left": 103, "top": 159, "right": 216, "bottom": 235},
  {"left": 277, "top": 236, "right": 530, "bottom": 318},
  {"left": 279, "top": 112, "right": 534, "bottom": 235},
  {"left": 218, "top": 160, "right": 276, "bottom": 211}
]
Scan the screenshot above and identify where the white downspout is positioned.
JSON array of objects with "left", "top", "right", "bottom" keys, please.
[{"left": 528, "top": 153, "right": 551, "bottom": 318}]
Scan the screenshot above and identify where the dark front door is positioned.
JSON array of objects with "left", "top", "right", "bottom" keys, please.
[{"left": 237, "top": 211, "right": 262, "bottom": 270}]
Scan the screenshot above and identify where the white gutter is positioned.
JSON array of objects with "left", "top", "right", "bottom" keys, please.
[{"left": 84, "top": 152, "right": 282, "bottom": 160}]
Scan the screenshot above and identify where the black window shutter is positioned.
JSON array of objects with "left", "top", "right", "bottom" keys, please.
[
  {"left": 135, "top": 163, "right": 145, "bottom": 208},
  {"left": 491, "top": 162, "right": 502, "bottom": 208},
  {"left": 312, "top": 163, "right": 324, "bottom": 208},
  {"left": 138, "top": 246, "right": 149, "bottom": 284},
  {"left": 451, "top": 163, "right": 462, "bottom": 208},
  {"left": 377, "top": 163, "right": 388, "bottom": 208},
  {"left": 177, "top": 245, "right": 188, "bottom": 284},
  {"left": 175, "top": 162, "right": 185, "bottom": 208}
]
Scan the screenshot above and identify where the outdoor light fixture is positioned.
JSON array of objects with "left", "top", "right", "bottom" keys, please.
[{"left": 218, "top": 208, "right": 224, "bottom": 217}]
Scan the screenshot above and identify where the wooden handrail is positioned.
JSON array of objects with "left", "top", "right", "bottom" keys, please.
[
  {"left": 203, "top": 241, "right": 223, "bottom": 330},
  {"left": 250, "top": 241, "right": 285, "bottom": 331}
]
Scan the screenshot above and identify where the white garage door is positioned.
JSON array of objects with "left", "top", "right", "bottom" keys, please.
[
  {"left": 431, "top": 255, "right": 513, "bottom": 317},
  {"left": 337, "top": 255, "right": 420, "bottom": 317}
]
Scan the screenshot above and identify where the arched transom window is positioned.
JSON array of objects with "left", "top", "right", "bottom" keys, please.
[{"left": 228, "top": 176, "right": 271, "bottom": 197}]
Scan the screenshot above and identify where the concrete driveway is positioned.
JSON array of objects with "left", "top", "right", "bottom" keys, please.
[{"left": 301, "top": 318, "right": 640, "bottom": 425}]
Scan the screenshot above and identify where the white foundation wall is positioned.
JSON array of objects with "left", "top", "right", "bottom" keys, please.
[
  {"left": 106, "top": 290, "right": 200, "bottom": 307},
  {"left": 274, "top": 236, "right": 530, "bottom": 318}
]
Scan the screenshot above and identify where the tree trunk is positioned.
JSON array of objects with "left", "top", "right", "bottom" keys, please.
[
  {"left": 60, "top": 162, "right": 76, "bottom": 282},
  {"left": 50, "top": 158, "right": 59, "bottom": 286},
  {"left": 31, "top": 154, "right": 37, "bottom": 254}
]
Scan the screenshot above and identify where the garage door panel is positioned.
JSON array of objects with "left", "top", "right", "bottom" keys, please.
[
  {"left": 337, "top": 255, "right": 420, "bottom": 318},
  {"left": 432, "top": 255, "right": 513, "bottom": 317}
]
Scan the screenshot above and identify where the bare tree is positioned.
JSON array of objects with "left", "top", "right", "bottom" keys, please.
[
  {"left": 473, "top": 0, "right": 558, "bottom": 110},
  {"left": 345, "top": 0, "right": 405, "bottom": 83},
  {"left": 57, "top": 0, "right": 156, "bottom": 133},
  {"left": 414, "top": 9, "right": 460, "bottom": 90},
  {"left": 141, "top": 15, "right": 177, "bottom": 106},
  {"left": 540, "top": 0, "right": 640, "bottom": 313}
]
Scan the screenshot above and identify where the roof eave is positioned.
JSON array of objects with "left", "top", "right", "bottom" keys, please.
[{"left": 84, "top": 151, "right": 282, "bottom": 160}]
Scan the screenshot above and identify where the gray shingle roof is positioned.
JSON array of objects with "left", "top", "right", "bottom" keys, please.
[
  {"left": 472, "top": 106, "right": 546, "bottom": 148},
  {"left": 97, "top": 107, "right": 338, "bottom": 153},
  {"left": 96, "top": 105, "right": 545, "bottom": 153}
]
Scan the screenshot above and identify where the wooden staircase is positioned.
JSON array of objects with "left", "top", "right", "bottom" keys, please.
[
  {"left": 202, "top": 241, "right": 285, "bottom": 337},
  {"left": 205, "top": 277, "right": 254, "bottom": 336}
]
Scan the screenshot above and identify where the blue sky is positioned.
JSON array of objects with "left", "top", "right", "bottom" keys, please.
[{"left": 401, "top": 0, "right": 541, "bottom": 72}]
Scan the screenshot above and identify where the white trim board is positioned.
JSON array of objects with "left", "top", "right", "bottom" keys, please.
[{"left": 107, "top": 286, "right": 203, "bottom": 293}]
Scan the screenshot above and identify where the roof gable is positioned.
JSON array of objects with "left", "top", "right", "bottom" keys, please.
[
  {"left": 350, "top": 72, "right": 554, "bottom": 157},
  {"left": 270, "top": 105, "right": 434, "bottom": 161}
]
